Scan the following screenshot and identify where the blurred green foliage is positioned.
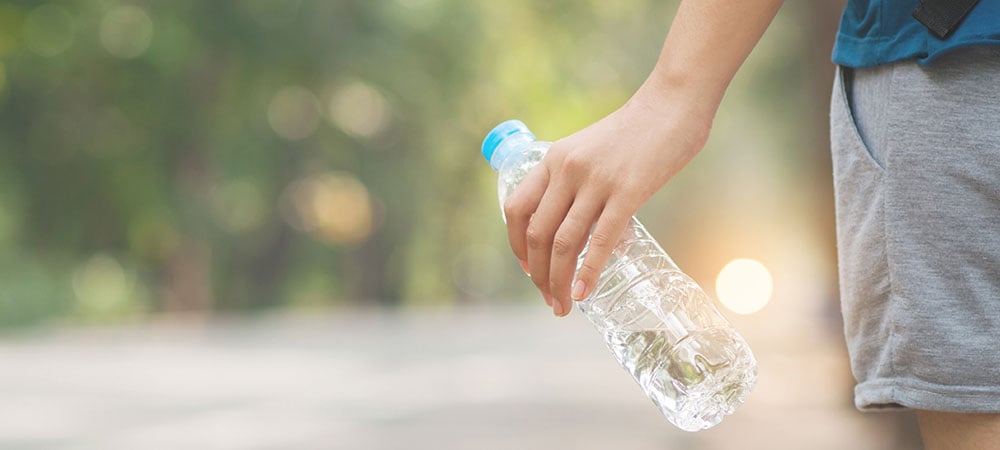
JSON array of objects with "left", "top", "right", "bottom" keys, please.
[{"left": 0, "top": 0, "right": 831, "bottom": 326}]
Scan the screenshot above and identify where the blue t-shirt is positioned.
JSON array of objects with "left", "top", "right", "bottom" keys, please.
[{"left": 832, "top": 0, "right": 1000, "bottom": 67}]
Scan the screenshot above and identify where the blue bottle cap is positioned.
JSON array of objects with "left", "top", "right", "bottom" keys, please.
[{"left": 481, "top": 119, "right": 534, "bottom": 165}]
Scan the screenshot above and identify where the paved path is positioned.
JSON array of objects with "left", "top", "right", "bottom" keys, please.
[{"left": 0, "top": 306, "right": 922, "bottom": 449}]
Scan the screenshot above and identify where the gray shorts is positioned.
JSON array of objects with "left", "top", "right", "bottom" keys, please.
[{"left": 830, "top": 46, "right": 1000, "bottom": 412}]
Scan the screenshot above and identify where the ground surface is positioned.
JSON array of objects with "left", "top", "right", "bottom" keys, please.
[{"left": 0, "top": 306, "right": 922, "bottom": 449}]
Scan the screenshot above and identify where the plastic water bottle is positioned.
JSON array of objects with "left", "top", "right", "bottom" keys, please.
[{"left": 481, "top": 120, "right": 757, "bottom": 431}]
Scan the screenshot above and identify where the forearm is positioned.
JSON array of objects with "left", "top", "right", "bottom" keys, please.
[{"left": 640, "top": 0, "right": 785, "bottom": 119}]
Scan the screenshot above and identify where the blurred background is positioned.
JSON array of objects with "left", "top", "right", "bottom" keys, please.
[{"left": 0, "top": 0, "right": 923, "bottom": 449}]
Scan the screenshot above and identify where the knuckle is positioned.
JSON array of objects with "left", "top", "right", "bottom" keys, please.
[
  {"left": 588, "top": 231, "right": 616, "bottom": 250},
  {"left": 501, "top": 199, "right": 516, "bottom": 217},
  {"left": 552, "top": 234, "right": 576, "bottom": 257},
  {"left": 578, "top": 261, "right": 602, "bottom": 279},
  {"left": 561, "top": 153, "right": 585, "bottom": 172},
  {"left": 617, "top": 176, "right": 640, "bottom": 193},
  {"left": 502, "top": 198, "right": 525, "bottom": 218},
  {"left": 525, "top": 226, "right": 549, "bottom": 250}
]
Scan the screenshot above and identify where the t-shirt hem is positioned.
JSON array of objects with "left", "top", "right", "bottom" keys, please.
[{"left": 833, "top": 33, "right": 1000, "bottom": 68}]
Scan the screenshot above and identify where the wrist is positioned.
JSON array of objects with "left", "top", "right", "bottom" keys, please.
[
  {"left": 625, "top": 73, "right": 716, "bottom": 153},
  {"left": 640, "top": 67, "right": 725, "bottom": 122}
]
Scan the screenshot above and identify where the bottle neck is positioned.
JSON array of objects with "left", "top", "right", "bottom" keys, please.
[{"left": 490, "top": 132, "right": 535, "bottom": 171}]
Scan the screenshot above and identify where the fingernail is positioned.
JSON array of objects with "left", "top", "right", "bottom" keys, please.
[
  {"left": 519, "top": 260, "right": 530, "bottom": 276},
  {"left": 571, "top": 279, "right": 586, "bottom": 300},
  {"left": 552, "top": 299, "right": 563, "bottom": 316},
  {"left": 542, "top": 292, "right": 554, "bottom": 307}
]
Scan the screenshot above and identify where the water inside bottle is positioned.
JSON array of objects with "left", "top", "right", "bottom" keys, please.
[
  {"left": 605, "top": 327, "right": 756, "bottom": 431},
  {"left": 576, "top": 220, "right": 757, "bottom": 431}
]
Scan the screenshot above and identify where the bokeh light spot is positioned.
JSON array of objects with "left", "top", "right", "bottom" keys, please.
[
  {"left": 329, "top": 81, "right": 390, "bottom": 138},
  {"left": 22, "top": 4, "right": 75, "bottom": 57},
  {"left": 268, "top": 86, "right": 320, "bottom": 140},
  {"left": 72, "top": 254, "right": 134, "bottom": 318},
  {"left": 281, "top": 172, "right": 374, "bottom": 246},
  {"left": 715, "top": 258, "right": 773, "bottom": 315},
  {"left": 100, "top": 5, "right": 154, "bottom": 59}
]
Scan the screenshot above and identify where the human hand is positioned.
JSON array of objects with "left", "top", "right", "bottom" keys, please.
[{"left": 503, "top": 82, "right": 715, "bottom": 316}]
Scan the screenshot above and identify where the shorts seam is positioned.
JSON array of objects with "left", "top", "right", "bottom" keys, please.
[{"left": 882, "top": 62, "right": 899, "bottom": 387}]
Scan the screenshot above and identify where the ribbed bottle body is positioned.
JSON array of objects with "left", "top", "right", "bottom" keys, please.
[{"left": 575, "top": 218, "right": 756, "bottom": 431}]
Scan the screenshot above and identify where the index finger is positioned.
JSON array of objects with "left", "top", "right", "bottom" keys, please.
[{"left": 503, "top": 165, "right": 549, "bottom": 263}]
